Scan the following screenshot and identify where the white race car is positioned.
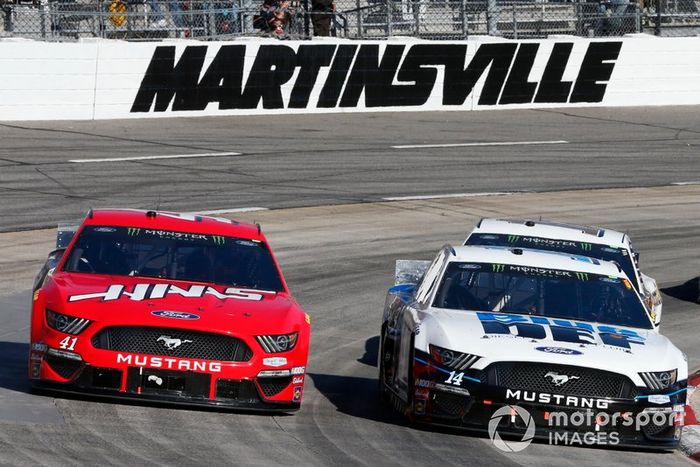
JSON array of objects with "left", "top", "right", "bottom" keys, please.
[
  {"left": 463, "top": 219, "right": 663, "bottom": 326},
  {"left": 379, "top": 245, "right": 687, "bottom": 448}
]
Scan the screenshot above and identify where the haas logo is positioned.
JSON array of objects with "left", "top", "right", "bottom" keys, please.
[
  {"left": 544, "top": 371, "right": 580, "bottom": 386},
  {"left": 157, "top": 335, "right": 192, "bottom": 350}
]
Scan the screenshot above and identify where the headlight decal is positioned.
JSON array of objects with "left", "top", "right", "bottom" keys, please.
[
  {"left": 45, "top": 309, "right": 91, "bottom": 335},
  {"left": 256, "top": 332, "right": 298, "bottom": 353},
  {"left": 639, "top": 369, "right": 678, "bottom": 390},
  {"left": 429, "top": 344, "right": 480, "bottom": 370}
]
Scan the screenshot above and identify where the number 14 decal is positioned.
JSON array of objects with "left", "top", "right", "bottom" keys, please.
[
  {"left": 445, "top": 371, "right": 464, "bottom": 386},
  {"left": 59, "top": 336, "right": 77, "bottom": 351}
]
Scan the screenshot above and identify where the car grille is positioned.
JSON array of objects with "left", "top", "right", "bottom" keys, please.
[
  {"left": 92, "top": 326, "right": 253, "bottom": 361},
  {"left": 258, "top": 376, "right": 292, "bottom": 397},
  {"left": 486, "top": 362, "right": 638, "bottom": 399}
]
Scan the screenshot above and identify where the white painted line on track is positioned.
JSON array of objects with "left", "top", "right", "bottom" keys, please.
[
  {"left": 69, "top": 152, "right": 241, "bottom": 163},
  {"left": 187, "top": 207, "right": 269, "bottom": 215},
  {"left": 672, "top": 181, "right": 700, "bottom": 186},
  {"left": 391, "top": 140, "right": 568, "bottom": 149},
  {"left": 383, "top": 192, "right": 512, "bottom": 201}
]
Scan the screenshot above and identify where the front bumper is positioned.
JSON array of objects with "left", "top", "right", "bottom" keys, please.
[
  {"left": 29, "top": 342, "right": 307, "bottom": 412},
  {"left": 32, "top": 369, "right": 300, "bottom": 412},
  {"left": 410, "top": 355, "right": 686, "bottom": 448}
]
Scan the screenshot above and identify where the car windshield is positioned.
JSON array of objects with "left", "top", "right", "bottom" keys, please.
[
  {"left": 433, "top": 262, "right": 652, "bottom": 329},
  {"left": 465, "top": 233, "right": 639, "bottom": 290},
  {"left": 63, "top": 225, "right": 284, "bottom": 292}
]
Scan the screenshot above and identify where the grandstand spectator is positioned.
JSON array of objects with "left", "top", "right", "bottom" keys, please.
[
  {"left": 311, "top": 0, "right": 334, "bottom": 36},
  {"left": 148, "top": 0, "right": 185, "bottom": 31},
  {"left": 254, "top": 0, "right": 293, "bottom": 35}
]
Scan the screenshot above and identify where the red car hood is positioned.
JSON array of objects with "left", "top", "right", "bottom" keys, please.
[{"left": 43, "top": 272, "right": 303, "bottom": 335}]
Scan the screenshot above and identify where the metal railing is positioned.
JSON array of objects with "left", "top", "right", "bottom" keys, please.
[{"left": 1, "top": 0, "right": 699, "bottom": 40}]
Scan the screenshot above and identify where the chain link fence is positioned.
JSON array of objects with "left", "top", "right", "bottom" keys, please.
[{"left": 1, "top": 0, "right": 698, "bottom": 40}]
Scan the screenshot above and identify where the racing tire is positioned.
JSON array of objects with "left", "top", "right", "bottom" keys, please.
[
  {"left": 403, "top": 334, "right": 416, "bottom": 422},
  {"left": 378, "top": 324, "right": 391, "bottom": 404},
  {"left": 387, "top": 333, "right": 415, "bottom": 419}
]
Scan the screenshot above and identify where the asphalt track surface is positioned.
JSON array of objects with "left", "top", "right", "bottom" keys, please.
[
  {"left": 0, "top": 107, "right": 699, "bottom": 466},
  {"left": 1, "top": 106, "right": 700, "bottom": 232}
]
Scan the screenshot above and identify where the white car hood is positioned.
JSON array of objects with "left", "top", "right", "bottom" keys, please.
[{"left": 416, "top": 308, "right": 687, "bottom": 386}]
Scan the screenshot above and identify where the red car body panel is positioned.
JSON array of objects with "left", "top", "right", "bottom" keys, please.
[{"left": 29, "top": 209, "right": 310, "bottom": 411}]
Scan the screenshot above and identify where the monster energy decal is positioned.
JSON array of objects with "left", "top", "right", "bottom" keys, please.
[
  {"left": 575, "top": 272, "right": 590, "bottom": 281},
  {"left": 504, "top": 264, "right": 574, "bottom": 278},
  {"left": 90, "top": 226, "right": 230, "bottom": 245},
  {"left": 467, "top": 233, "right": 623, "bottom": 256},
  {"left": 142, "top": 229, "right": 209, "bottom": 241},
  {"left": 475, "top": 262, "right": 619, "bottom": 283},
  {"left": 490, "top": 263, "right": 580, "bottom": 278}
]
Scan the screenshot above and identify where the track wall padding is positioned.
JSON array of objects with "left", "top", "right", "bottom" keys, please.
[{"left": 0, "top": 36, "right": 699, "bottom": 121}]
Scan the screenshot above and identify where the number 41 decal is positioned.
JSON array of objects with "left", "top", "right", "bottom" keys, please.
[
  {"left": 59, "top": 336, "right": 77, "bottom": 351},
  {"left": 445, "top": 371, "right": 464, "bottom": 386}
]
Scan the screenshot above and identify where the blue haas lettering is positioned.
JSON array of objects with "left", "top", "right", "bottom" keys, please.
[{"left": 476, "top": 312, "right": 645, "bottom": 349}]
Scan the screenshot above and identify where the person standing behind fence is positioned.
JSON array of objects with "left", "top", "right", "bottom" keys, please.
[
  {"left": 147, "top": 0, "right": 185, "bottom": 33},
  {"left": 255, "top": 0, "right": 293, "bottom": 35},
  {"left": 311, "top": 0, "right": 333, "bottom": 36}
]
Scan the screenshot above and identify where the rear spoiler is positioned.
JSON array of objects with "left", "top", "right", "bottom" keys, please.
[
  {"left": 394, "top": 260, "right": 431, "bottom": 286},
  {"left": 56, "top": 223, "right": 80, "bottom": 249}
]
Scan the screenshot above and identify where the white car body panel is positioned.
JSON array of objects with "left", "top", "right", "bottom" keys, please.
[{"left": 412, "top": 246, "right": 686, "bottom": 386}]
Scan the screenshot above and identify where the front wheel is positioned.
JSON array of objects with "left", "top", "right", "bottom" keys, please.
[
  {"left": 378, "top": 325, "right": 390, "bottom": 403},
  {"left": 389, "top": 333, "right": 415, "bottom": 418}
]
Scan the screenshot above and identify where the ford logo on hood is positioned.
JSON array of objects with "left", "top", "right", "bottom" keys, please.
[
  {"left": 151, "top": 310, "right": 200, "bottom": 320},
  {"left": 535, "top": 346, "right": 582, "bottom": 355}
]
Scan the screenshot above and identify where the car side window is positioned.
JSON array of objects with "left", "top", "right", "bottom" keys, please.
[
  {"left": 627, "top": 243, "right": 643, "bottom": 282},
  {"left": 415, "top": 249, "right": 449, "bottom": 306}
]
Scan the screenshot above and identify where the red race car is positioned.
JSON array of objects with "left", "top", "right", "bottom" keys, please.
[{"left": 29, "top": 209, "right": 310, "bottom": 411}]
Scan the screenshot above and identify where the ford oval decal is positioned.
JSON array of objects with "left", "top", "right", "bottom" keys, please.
[
  {"left": 151, "top": 310, "right": 200, "bottom": 320},
  {"left": 535, "top": 346, "right": 582, "bottom": 356}
]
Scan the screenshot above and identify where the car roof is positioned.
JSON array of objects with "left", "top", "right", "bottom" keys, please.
[
  {"left": 81, "top": 209, "right": 264, "bottom": 241},
  {"left": 449, "top": 245, "right": 626, "bottom": 277},
  {"left": 469, "top": 218, "right": 629, "bottom": 248}
]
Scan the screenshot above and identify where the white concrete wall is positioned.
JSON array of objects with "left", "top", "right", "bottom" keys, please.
[{"left": 0, "top": 36, "right": 698, "bottom": 121}]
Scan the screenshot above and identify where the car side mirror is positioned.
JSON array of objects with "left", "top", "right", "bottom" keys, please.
[
  {"left": 640, "top": 275, "right": 661, "bottom": 326},
  {"left": 33, "top": 248, "right": 66, "bottom": 292},
  {"left": 46, "top": 248, "right": 66, "bottom": 269}
]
